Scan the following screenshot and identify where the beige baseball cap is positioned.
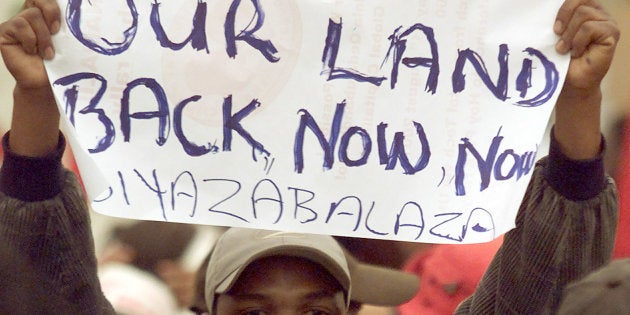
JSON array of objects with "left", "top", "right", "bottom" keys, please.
[{"left": 204, "top": 227, "right": 419, "bottom": 313}]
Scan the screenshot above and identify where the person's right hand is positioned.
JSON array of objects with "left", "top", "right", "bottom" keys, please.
[{"left": 0, "top": 0, "right": 60, "bottom": 90}]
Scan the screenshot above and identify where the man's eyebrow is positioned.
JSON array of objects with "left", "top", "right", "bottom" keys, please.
[
  {"left": 303, "top": 289, "right": 344, "bottom": 301},
  {"left": 227, "top": 293, "right": 269, "bottom": 301},
  {"left": 228, "top": 290, "right": 343, "bottom": 301}
]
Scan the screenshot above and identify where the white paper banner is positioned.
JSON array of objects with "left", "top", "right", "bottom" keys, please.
[{"left": 45, "top": 0, "right": 568, "bottom": 243}]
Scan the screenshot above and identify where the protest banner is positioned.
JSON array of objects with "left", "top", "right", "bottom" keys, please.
[{"left": 45, "top": 0, "right": 569, "bottom": 243}]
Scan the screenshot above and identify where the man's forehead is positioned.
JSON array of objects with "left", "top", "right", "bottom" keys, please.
[
  {"left": 231, "top": 255, "right": 343, "bottom": 290},
  {"left": 226, "top": 289, "right": 345, "bottom": 302}
]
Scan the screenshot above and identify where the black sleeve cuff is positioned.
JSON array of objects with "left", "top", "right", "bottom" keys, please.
[
  {"left": 0, "top": 132, "right": 66, "bottom": 201},
  {"left": 543, "top": 127, "right": 606, "bottom": 201}
]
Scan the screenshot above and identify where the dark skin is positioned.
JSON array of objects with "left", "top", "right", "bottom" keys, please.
[
  {"left": 551, "top": 0, "right": 619, "bottom": 160},
  {"left": 1, "top": 0, "right": 60, "bottom": 157}
]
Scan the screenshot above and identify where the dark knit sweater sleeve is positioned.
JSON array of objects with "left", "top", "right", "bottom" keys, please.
[
  {"left": 0, "top": 133, "right": 114, "bottom": 314},
  {"left": 455, "top": 132, "right": 618, "bottom": 314}
]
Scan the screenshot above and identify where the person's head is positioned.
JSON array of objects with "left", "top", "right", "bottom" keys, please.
[
  {"left": 190, "top": 227, "right": 419, "bottom": 315},
  {"left": 557, "top": 258, "right": 630, "bottom": 315}
]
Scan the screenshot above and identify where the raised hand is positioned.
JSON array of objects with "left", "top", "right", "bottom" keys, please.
[
  {"left": 553, "top": 0, "right": 620, "bottom": 160},
  {"left": 555, "top": 0, "right": 620, "bottom": 91},
  {"left": 0, "top": 0, "right": 60, "bottom": 90},
  {"left": 0, "top": 0, "right": 62, "bottom": 157}
]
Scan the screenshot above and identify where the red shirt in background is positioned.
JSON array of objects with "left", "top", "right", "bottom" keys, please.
[{"left": 398, "top": 236, "right": 503, "bottom": 315}]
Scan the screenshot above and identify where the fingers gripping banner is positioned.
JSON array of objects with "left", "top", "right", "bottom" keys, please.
[{"left": 45, "top": 0, "right": 568, "bottom": 243}]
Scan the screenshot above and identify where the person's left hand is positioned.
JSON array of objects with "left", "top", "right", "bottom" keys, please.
[{"left": 554, "top": 0, "right": 620, "bottom": 93}]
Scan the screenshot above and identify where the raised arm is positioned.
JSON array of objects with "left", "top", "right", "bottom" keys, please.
[
  {"left": 1, "top": 0, "right": 60, "bottom": 157},
  {"left": 455, "top": 0, "right": 620, "bottom": 313},
  {"left": 0, "top": 2, "right": 113, "bottom": 313},
  {"left": 553, "top": 0, "right": 619, "bottom": 160}
]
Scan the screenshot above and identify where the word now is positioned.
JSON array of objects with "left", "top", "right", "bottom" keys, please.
[
  {"left": 455, "top": 127, "right": 538, "bottom": 196},
  {"left": 66, "top": 0, "right": 560, "bottom": 106}
]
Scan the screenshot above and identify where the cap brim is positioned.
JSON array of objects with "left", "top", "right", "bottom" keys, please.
[{"left": 345, "top": 251, "right": 420, "bottom": 306}]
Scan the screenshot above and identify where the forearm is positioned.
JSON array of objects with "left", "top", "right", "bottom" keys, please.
[
  {"left": 9, "top": 85, "right": 60, "bottom": 157},
  {"left": 553, "top": 86, "right": 602, "bottom": 160}
]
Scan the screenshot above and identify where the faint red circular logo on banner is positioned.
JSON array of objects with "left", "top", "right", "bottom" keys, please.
[{"left": 159, "top": 0, "right": 303, "bottom": 128}]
